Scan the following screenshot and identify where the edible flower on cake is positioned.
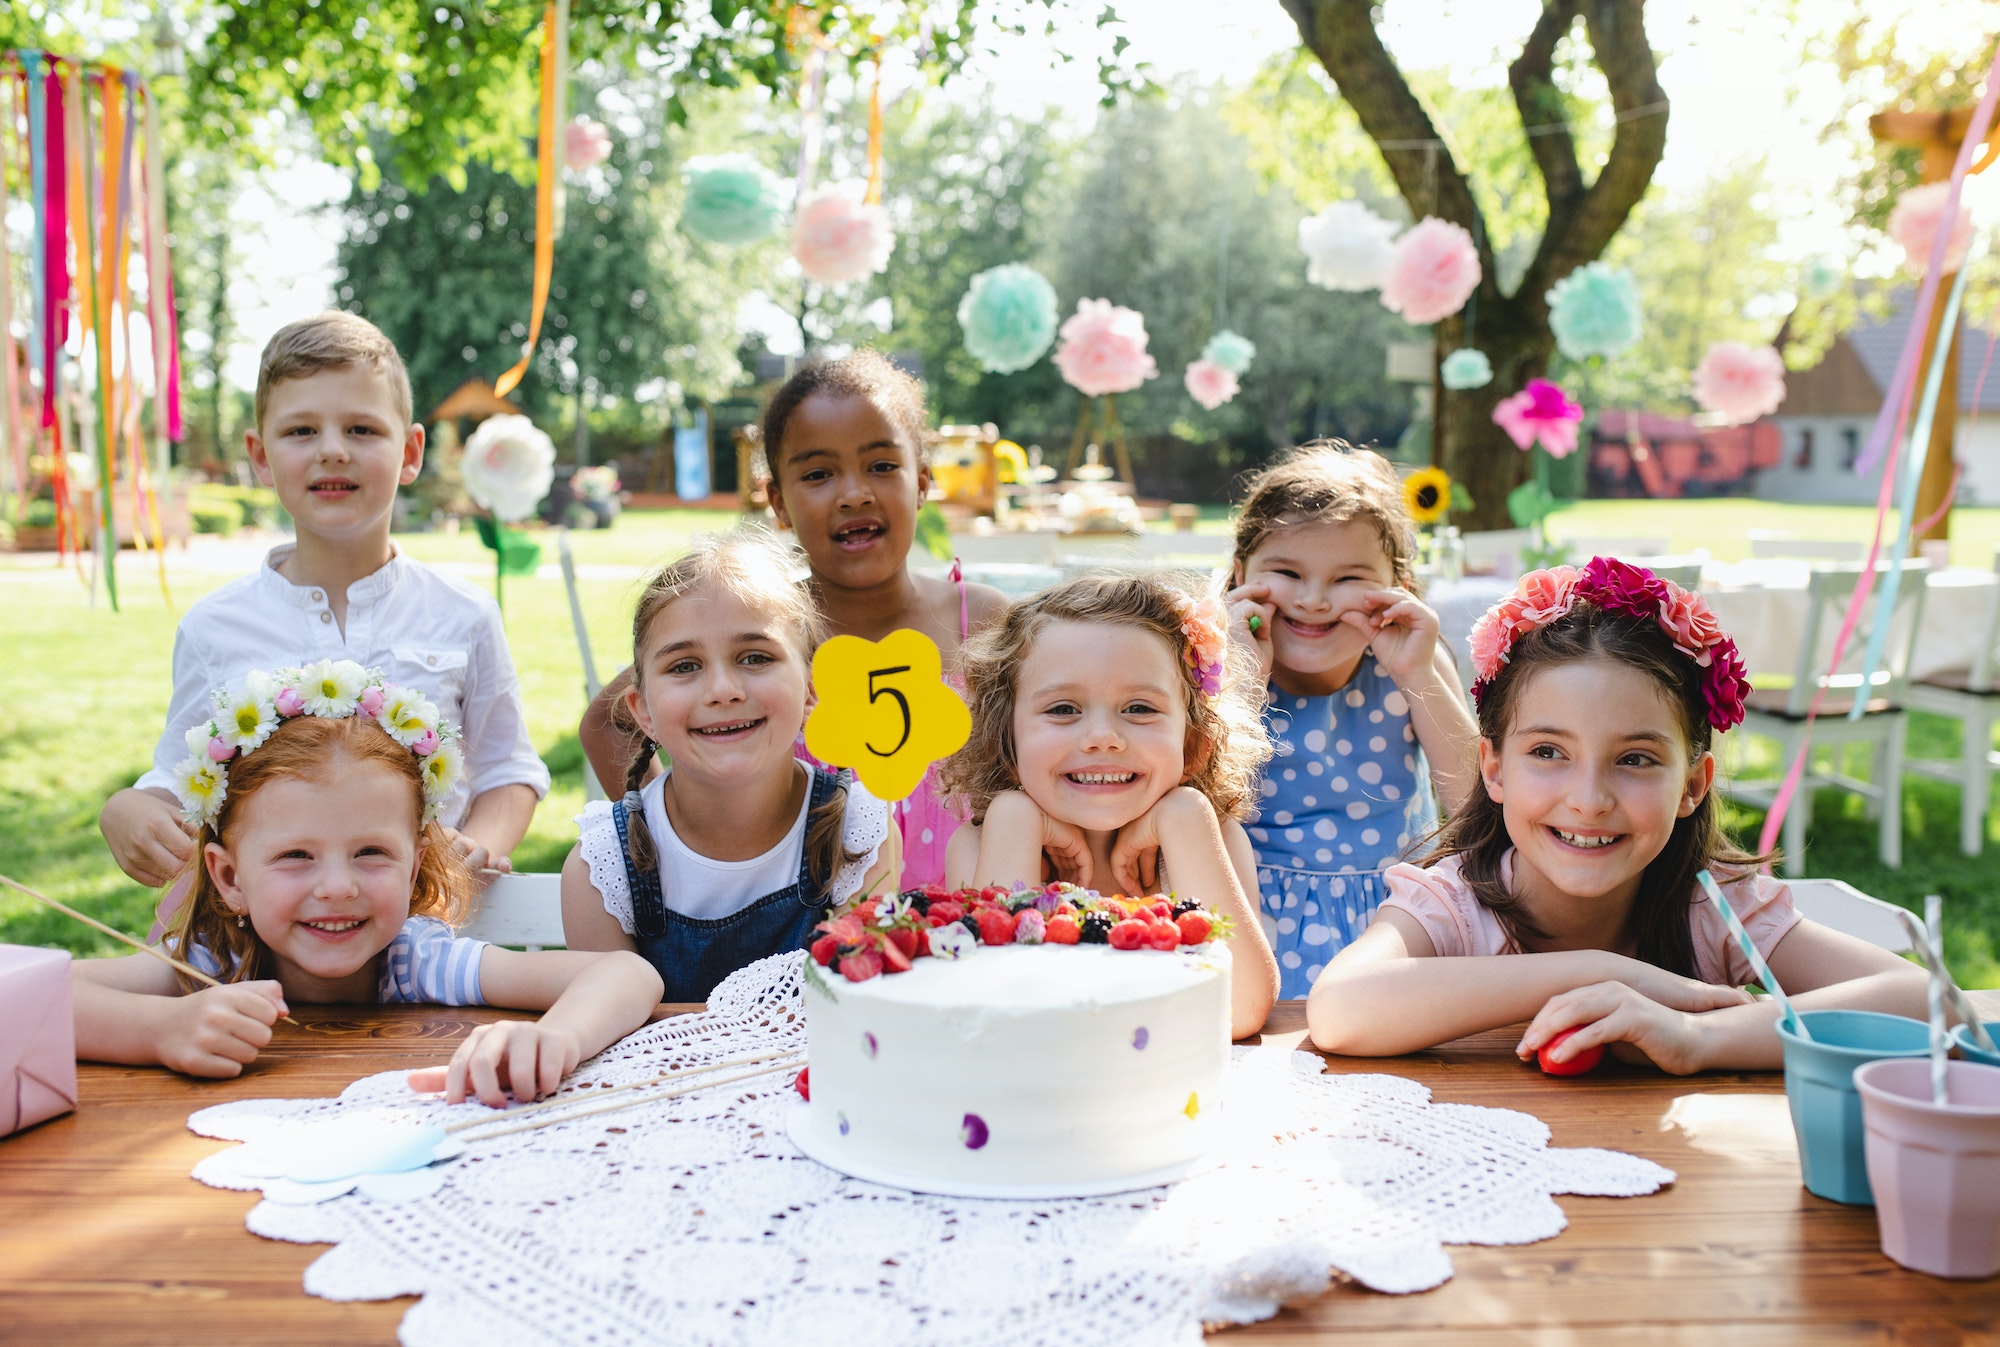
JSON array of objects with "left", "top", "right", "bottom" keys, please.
[{"left": 808, "top": 883, "right": 1232, "bottom": 982}]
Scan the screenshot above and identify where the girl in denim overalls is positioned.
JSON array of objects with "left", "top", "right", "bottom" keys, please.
[{"left": 563, "top": 530, "right": 902, "bottom": 1002}]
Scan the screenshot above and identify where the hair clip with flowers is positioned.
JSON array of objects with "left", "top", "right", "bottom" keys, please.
[
  {"left": 1177, "top": 594, "right": 1230, "bottom": 698},
  {"left": 1467, "top": 556, "right": 1751, "bottom": 732},
  {"left": 170, "top": 658, "right": 464, "bottom": 827}
]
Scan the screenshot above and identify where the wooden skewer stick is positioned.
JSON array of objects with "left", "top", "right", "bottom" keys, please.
[
  {"left": 458, "top": 1059, "right": 802, "bottom": 1143},
  {"left": 439, "top": 1046, "right": 804, "bottom": 1134},
  {"left": 0, "top": 873, "right": 300, "bottom": 1026}
]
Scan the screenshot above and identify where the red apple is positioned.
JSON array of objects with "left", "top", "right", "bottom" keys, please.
[{"left": 1537, "top": 1027, "right": 1604, "bottom": 1076}]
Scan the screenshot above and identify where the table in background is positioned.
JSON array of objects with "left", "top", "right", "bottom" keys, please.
[
  {"left": 3, "top": 999, "right": 1996, "bottom": 1345},
  {"left": 1704, "top": 560, "right": 1999, "bottom": 682}
]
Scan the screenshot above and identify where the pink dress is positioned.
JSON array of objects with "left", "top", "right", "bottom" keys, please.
[
  {"left": 1379, "top": 852, "right": 1802, "bottom": 986},
  {"left": 796, "top": 563, "right": 969, "bottom": 891}
]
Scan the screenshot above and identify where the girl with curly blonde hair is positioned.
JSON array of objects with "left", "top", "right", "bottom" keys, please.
[{"left": 941, "top": 574, "right": 1280, "bottom": 1036}]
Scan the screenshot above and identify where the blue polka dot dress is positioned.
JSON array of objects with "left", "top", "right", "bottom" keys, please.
[{"left": 1249, "top": 658, "right": 1439, "bottom": 999}]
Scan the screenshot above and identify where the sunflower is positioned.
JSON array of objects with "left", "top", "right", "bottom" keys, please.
[{"left": 1404, "top": 467, "right": 1451, "bottom": 525}]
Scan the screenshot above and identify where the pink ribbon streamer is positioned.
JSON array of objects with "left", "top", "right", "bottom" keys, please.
[{"left": 40, "top": 63, "right": 67, "bottom": 430}]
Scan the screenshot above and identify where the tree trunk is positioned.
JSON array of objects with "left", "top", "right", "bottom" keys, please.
[{"left": 1432, "top": 302, "right": 1556, "bottom": 528}]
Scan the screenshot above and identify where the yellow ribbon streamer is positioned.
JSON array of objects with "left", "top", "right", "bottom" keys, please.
[
  {"left": 492, "top": 3, "right": 560, "bottom": 400},
  {"left": 864, "top": 49, "right": 884, "bottom": 206}
]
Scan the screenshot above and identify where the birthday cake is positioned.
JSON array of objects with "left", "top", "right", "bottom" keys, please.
[{"left": 789, "top": 886, "right": 1232, "bottom": 1197}]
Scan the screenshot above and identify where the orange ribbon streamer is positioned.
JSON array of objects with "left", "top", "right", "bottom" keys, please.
[
  {"left": 492, "top": 4, "right": 559, "bottom": 400},
  {"left": 864, "top": 49, "right": 884, "bottom": 206}
]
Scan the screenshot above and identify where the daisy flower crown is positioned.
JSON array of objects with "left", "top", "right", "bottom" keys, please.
[
  {"left": 170, "top": 658, "right": 464, "bottom": 828},
  {"left": 1467, "top": 556, "right": 1750, "bottom": 733}
]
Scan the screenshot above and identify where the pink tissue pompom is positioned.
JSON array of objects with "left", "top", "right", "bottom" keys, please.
[
  {"left": 1380, "top": 217, "right": 1482, "bottom": 325},
  {"left": 1492, "top": 378, "right": 1584, "bottom": 458},
  {"left": 1888, "top": 182, "right": 1973, "bottom": 274},
  {"left": 275, "top": 688, "right": 305, "bottom": 717},
  {"left": 564, "top": 118, "right": 613, "bottom": 171},
  {"left": 358, "top": 686, "right": 386, "bottom": 718},
  {"left": 792, "top": 184, "right": 896, "bottom": 286},
  {"left": 1053, "top": 298, "right": 1158, "bottom": 397},
  {"left": 1183, "top": 359, "right": 1239, "bottom": 410},
  {"left": 1691, "top": 342, "right": 1786, "bottom": 425}
]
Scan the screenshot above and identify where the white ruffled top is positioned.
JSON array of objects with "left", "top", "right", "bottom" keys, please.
[{"left": 576, "top": 765, "right": 891, "bottom": 934}]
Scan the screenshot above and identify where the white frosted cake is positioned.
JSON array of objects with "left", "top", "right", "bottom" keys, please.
[{"left": 792, "top": 940, "right": 1230, "bottom": 1197}]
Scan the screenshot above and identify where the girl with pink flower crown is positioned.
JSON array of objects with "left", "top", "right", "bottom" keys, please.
[
  {"left": 1222, "top": 445, "right": 1482, "bottom": 999},
  {"left": 1308, "top": 559, "right": 1928, "bottom": 1072},
  {"left": 938, "top": 575, "right": 1281, "bottom": 1038}
]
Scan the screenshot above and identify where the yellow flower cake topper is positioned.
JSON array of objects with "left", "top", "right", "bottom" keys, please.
[{"left": 805, "top": 629, "right": 972, "bottom": 802}]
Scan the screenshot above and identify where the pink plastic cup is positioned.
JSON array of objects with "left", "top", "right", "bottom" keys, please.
[{"left": 1855, "top": 1057, "right": 2000, "bottom": 1279}]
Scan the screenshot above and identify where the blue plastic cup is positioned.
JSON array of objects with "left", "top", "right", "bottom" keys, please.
[
  {"left": 1951, "top": 1022, "right": 2000, "bottom": 1069},
  {"left": 1777, "top": 1009, "right": 1931, "bottom": 1205}
]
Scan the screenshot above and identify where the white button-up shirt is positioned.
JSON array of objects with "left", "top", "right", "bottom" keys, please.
[{"left": 136, "top": 545, "right": 550, "bottom": 824}]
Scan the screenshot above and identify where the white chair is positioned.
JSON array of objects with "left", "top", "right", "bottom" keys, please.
[
  {"left": 1459, "top": 527, "right": 1536, "bottom": 578},
  {"left": 1556, "top": 536, "right": 1673, "bottom": 563},
  {"left": 459, "top": 873, "right": 566, "bottom": 950},
  {"left": 1626, "top": 557, "right": 1704, "bottom": 590},
  {"left": 1906, "top": 552, "right": 2000, "bottom": 854},
  {"left": 1788, "top": 878, "right": 1915, "bottom": 953},
  {"left": 1721, "top": 560, "right": 1930, "bottom": 874},
  {"left": 1748, "top": 531, "right": 1867, "bottom": 562}
]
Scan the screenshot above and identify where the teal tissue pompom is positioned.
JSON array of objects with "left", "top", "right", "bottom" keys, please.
[
  {"left": 1440, "top": 348, "right": 1492, "bottom": 390},
  {"left": 1546, "top": 262, "right": 1643, "bottom": 361},
  {"left": 957, "top": 264, "right": 1060, "bottom": 374},
  {"left": 680, "top": 155, "right": 786, "bottom": 246},
  {"left": 1200, "top": 330, "right": 1256, "bottom": 376}
]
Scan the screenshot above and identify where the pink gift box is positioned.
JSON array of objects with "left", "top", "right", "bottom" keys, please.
[{"left": 1, "top": 945, "right": 77, "bottom": 1137}]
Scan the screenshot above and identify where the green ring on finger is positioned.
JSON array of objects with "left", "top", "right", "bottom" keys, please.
[{"left": 1246, "top": 614, "right": 1262, "bottom": 632}]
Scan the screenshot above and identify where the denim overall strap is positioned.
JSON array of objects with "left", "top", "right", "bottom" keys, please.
[{"left": 610, "top": 791, "right": 669, "bottom": 939}]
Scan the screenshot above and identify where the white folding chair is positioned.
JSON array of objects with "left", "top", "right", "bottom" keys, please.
[
  {"left": 1721, "top": 560, "right": 1929, "bottom": 874},
  {"left": 1748, "top": 531, "right": 1867, "bottom": 562},
  {"left": 1627, "top": 557, "right": 1704, "bottom": 590},
  {"left": 557, "top": 528, "right": 608, "bottom": 803},
  {"left": 1556, "top": 536, "right": 1672, "bottom": 563},
  {"left": 1786, "top": 879, "right": 1915, "bottom": 953},
  {"left": 1906, "top": 552, "right": 2000, "bottom": 854},
  {"left": 458, "top": 873, "right": 567, "bottom": 950}
]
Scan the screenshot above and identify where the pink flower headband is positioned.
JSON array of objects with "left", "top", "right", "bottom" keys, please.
[
  {"left": 1178, "top": 595, "right": 1229, "bottom": 698},
  {"left": 1467, "top": 557, "right": 1750, "bottom": 732}
]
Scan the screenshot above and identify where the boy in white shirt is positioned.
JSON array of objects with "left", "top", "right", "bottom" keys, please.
[{"left": 100, "top": 311, "right": 549, "bottom": 898}]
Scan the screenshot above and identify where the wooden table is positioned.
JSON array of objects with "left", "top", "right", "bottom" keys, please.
[{"left": 4, "top": 1001, "right": 1997, "bottom": 1344}]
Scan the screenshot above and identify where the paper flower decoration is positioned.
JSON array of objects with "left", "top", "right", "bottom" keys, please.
[
  {"left": 1298, "top": 199, "right": 1400, "bottom": 291},
  {"left": 1441, "top": 348, "right": 1493, "bottom": 390},
  {"left": 956, "top": 263, "right": 1059, "bottom": 373},
  {"left": 1052, "top": 299, "right": 1158, "bottom": 397},
  {"left": 1888, "top": 182, "right": 1974, "bottom": 274},
  {"left": 793, "top": 183, "right": 895, "bottom": 286},
  {"left": 1201, "top": 330, "right": 1256, "bottom": 375},
  {"left": 1691, "top": 342, "right": 1786, "bottom": 425},
  {"left": 1492, "top": 378, "right": 1584, "bottom": 458},
  {"left": 1546, "top": 262, "right": 1643, "bottom": 361},
  {"left": 1404, "top": 467, "right": 1451, "bottom": 525},
  {"left": 462, "top": 414, "right": 556, "bottom": 521},
  {"left": 564, "top": 118, "right": 612, "bottom": 171},
  {"left": 681, "top": 154, "right": 786, "bottom": 246},
  {"left": 1184, "top": 359, "right": 1239, "bottom": 410},
  {"left": 1381, "top": 218, "right": 1482, "bottom": 325},
  {"left": 1802, "top": 259, "right": 1843, "bottom": 301}
]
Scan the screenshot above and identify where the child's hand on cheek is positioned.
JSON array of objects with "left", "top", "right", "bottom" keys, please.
[
  {"left": 1223, "top": 580, "right": 1277, "bottom": 680},
  {"left": 984, "top": 791, "right": 1092, "bottom": 886},
  {"left": 417, "top": 1020, "right": 585, "bottom": 1106},
  {"left": 1110, "top": 786, "right": 1209, "bottom": 895},
  {"left": 1516, "top": 981, "right": 1724, "bottom": 1077},
  {"left": 161, "top": 981, "right": 287, "bottom": 1078},
  {"left": 1344, "top": 588, "right": 1441, "bottom": 688}
]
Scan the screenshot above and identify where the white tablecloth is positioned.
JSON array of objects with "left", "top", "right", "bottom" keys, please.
[{"left": 1703, "top": 562, "right": 1999, "bottom": 682}]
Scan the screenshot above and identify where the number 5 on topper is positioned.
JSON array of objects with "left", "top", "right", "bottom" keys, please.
[{"left": 804, "top": 630, "right": 971, "bottom": 802}]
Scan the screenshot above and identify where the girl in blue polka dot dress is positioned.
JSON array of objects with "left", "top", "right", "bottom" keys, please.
[{"left": 1223, "top": 445, "right": 1480, "bottom": 998}]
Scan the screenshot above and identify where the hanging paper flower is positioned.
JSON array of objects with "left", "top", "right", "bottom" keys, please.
[
  {"left": 463, "top": 414, "right": 557, "bottom": 522},
  {"left": 1052, "top": 299, "right": 1158, "bottom": 397},
  {"left": 1184, "top": 359, "right": 1239, "bottom": 410},
  {"left": 1691, "top": 342, "right": 1786, "bottom": 425},
  {"left": 1802, "top": 259, "right": 1843, "bottom": 301},
  {"left": 564, "top": 117, "right": 612, "bottom": 171},
  {"left": 1297, "top": 199, "right": 1400, "bottom": 291},
  {"left": 793, "top": 183, "right": 895, "bottom": 286},
  {"left": 681, "top": 154, "right": 786, "bottom": 246},
  {"left": 1404, "top": 467, "right": 1451, "bottom": 525},
  {"left": 1201, "top": 330, "right": 1256, "bottom": 375},
  {"left": 1546, "top": 262, "right": 1643, "bottom": 361},
  {"left": 1492, "top": 378, "right": 1584, "bottom": 459},
  {"left": 1381, "top": 218, "right": 1482, "bottom": 325},
  {"left": 956, "top": 263, "right": 1059, "bottom": 373},
  {"left": 1441, "top": 348, "right": 1493, "bottom": 391},
  {"left": 1888, "top": 182, "right": 1974, "bottom": 274}
]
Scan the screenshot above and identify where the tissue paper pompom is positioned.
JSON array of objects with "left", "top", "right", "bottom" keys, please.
[
  {"left": 681, "top": 154, "right": 786, "bottom": 246},
  {"left": 1298, "top": 199, "right": 1399, "bottom": 291},
  {"left": 1201, "top": 330, "right": 1256, "bottom": 375},
  {"left": 1546, "top": 262, "right": 1643, "bottom": 361},
  {"left": 1053, "top": 299, "right": 1158, "bottom": 397},
  {"left": 462, "top": 414, "right": 557, "bottom": 521},
  {"left": 1802, "top": 259, "right": 1843, "bottom": 301},
  {"left": 1492, "top": 378, "right": 1584, "bottom": 458},
  {"left": 1691, "top": 342, "right": 1786, "bottom": 425},
  {"left": 956, "top": 264, "right": 1059, "bottom": 373},
  {"left": 1184, "top": 359, "right": 1239, "bottom": 410},
  {"left": 564, "top": 118, "right": 612, "bottom": 170},
  {"left": 1889, "top": 182, "right": 1974, "bottom": 274},
  {"left": 793, "top": 183, "right": 895, "bottom": 286},
  {"left": 1441, "top": 348, "right": 1493, "bottom": 390},
  {"left": 1381, "top": 218, "right": 1482, "bottom": 325}
]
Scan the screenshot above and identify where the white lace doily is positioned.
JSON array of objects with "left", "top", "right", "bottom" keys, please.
[{"left": 188, "top": 953, "right": 1673, "bottom": 1346}]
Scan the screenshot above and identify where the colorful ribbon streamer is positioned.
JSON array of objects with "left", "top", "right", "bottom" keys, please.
[{"left": 491, "top": 3, "right": 562, "bottom": 400}]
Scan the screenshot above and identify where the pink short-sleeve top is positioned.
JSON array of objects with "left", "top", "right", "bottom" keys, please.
[{"left": 1379, "top": 852, "right": 1802, "bottom": 986}]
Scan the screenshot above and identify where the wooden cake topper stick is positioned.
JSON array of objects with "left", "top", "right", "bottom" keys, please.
[{"left": 433, "top": 1046, "right": 803, "bottom": 1134}]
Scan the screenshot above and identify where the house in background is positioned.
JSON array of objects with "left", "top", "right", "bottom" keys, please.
[
  {"left": 1588, "top": 411, "right": 1781, "bottom": 498},
  {"left": 1760, "top": 289, "right": 2000, "bottom": 505}
]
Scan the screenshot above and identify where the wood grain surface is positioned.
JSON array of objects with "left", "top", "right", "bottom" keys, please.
[{"left": 3, "top": 999, "right": 1998, "bottom": 1345}]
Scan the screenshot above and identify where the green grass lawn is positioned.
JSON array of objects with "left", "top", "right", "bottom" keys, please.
[{"left": 4, "top": 498, "right": 1997, "bottom": 987}]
